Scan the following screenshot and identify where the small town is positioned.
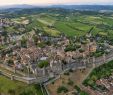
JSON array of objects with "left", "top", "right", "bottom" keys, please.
[
  {"left": 1, "top": 3, "right": 113, "bottom": 95},
  {"left": 0, "top": 16, "right": 113, "bottom": 95}
]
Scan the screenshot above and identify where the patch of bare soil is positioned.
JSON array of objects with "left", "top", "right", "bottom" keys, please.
[{"left": 47, "top": 68, "right": 92, "bottom": 95}]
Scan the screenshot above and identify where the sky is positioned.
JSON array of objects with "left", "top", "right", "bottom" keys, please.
[{"left": 0, "top": 0, "right": 113, "bottom": 6}]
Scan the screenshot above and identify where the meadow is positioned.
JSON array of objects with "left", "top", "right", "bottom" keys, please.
[
  {"left": 10, "top": 10, "right": 113, "bottom": 38},
  {"left": 0, "top": 76, "right": 43, "bottom": 95}
]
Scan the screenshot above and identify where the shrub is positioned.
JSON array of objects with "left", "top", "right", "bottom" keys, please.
[
  {"left": 74, "top": 85, "right": 81, "bottom": 92},
  {"left": 69, "top": 69, "right": 73, "bottom": 73},
  {"left": 67, "top": 79, "right": 74, "bottom": 86},
  {"left": 38, "top": 60, "right": 49, "bottom": 68},
  {"left": 80, "top": 91, "right": 89, "bottom": 95},
  {"left": 57, "top": 86, "right": 68, "bottom": 93},
  {"left": 64, "top": 72, "right": 70, "bottom": 76},
  {"left": 79, "top": 48, "right": 85, "bottom": 53}
]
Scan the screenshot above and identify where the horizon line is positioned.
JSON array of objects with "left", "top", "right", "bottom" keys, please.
[{"left": 0, "top": 3, "right": 113, "bottom": 6}]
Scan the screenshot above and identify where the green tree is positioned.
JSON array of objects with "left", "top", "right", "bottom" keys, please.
[
  {"left": 21, "top": 36, "right": 27, "bottom": 48},
  {"left": 8, "top": 89, "right": 15, "bottom": 95},
  {"left": 38, "top": 60, "right": 49, "bottom": 68},
  {"left": 57, "top": 86, "right": 68, "bottom": 93}
]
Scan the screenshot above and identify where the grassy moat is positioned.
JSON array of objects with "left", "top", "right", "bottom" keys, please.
[{"left": 0, "top": 76, "right": 43, "bottom": 95}]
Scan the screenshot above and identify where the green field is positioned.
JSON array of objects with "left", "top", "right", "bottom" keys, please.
[
  {"left": 0, "top": 76, "right": 43, "bottom": 95},
  {"left": 11, "top": 11, "right": 113, "bottom": 37},
  {"left": 43, "top": 27, "right": 60, "bottom": 36}
]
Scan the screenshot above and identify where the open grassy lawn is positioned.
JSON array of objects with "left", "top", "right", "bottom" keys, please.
[{"left": 0, "top": 76, "right": 43, "bottom": 95}]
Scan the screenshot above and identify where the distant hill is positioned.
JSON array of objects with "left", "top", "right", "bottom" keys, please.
[
  {"left": 0, "top": 5, "right": 113, "bottom": 15},
  {"left": 51, "top": 5, "right": 113, "bottom": 11},
  {"left": 0, "top": 4, "right": 37, "bottom": 9},
  {"left": 1, "top": 5, "right": 113, "bottom": 11}
]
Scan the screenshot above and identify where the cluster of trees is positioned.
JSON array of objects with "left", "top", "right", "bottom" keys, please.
[
  {"left": 64, "top": 43, "right": 85, "bottom": 54},
  {"left": 57, "top": 84, "right": 89, "bottom": 95},
  {"left": 74, "top": 85, "right": 89, "bottom": 95},
  {"left": 38, "top": 60, "right": 49, "bottom": 68},
  {"left": 90, "top": 50, "right": 105, "bottom": 57},
  {"left": 21, "top": 36, "right": 27, "bottom": 48},
  {"left": 64, "top": 44, "right": 76, "bottom": 52},
  {"left": 64, "top": 35, "right": 89, "bottom": 52},
  {"left": 83, "top": 60, "right": 113, "bottom": 91},
  {"left": 57, "top": 86, "right": 68, "bottom": 93},
  {"left": 0, "top": 45, "right": 6, "bottom": 50},
  {"left": 7, "top": 59, "right": 14, "bottom": 66}
]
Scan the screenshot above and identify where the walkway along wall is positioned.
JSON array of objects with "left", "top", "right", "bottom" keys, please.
[
  {"left": 0, "top": 51, "right": 113, "bottom": 84},
  {"left": 0, "top": 70, "right": 36, "bottom": 84}
]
